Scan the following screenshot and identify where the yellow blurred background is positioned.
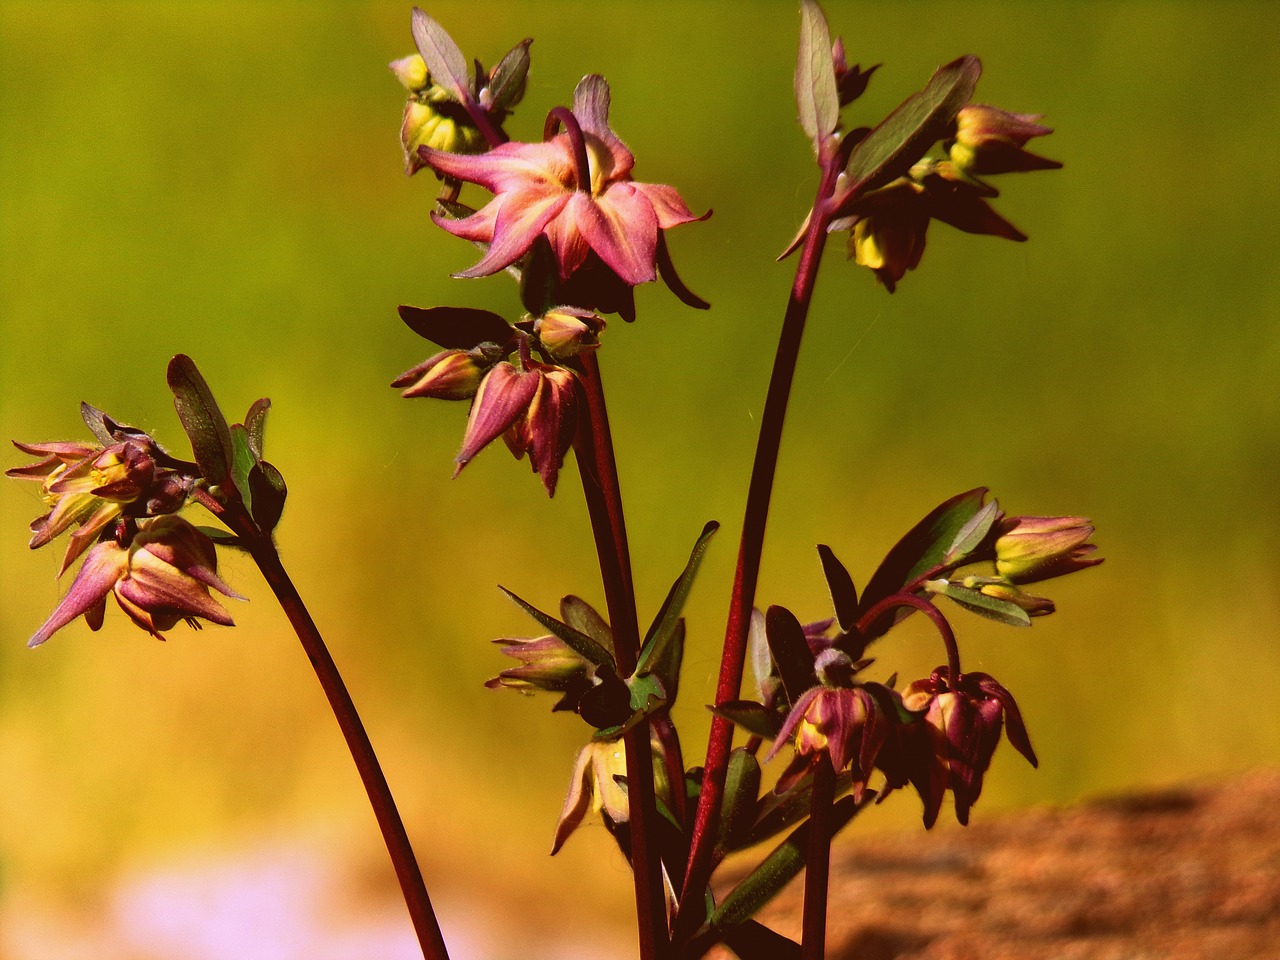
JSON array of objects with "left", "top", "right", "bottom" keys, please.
[{"left": 2, "top": 2, "right": 1278, "bottom": 957}]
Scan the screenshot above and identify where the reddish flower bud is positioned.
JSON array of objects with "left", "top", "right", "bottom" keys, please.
[
  {"left": 768, "top": 678, "right": 890, "bottom": 800},
  {"left": 393, "top": 349, "right": 488, "bottom": 400},
  {"left": 534, "top": 307, "right": 604, "bottom": 360},
  {"left": 455, "top": 361, "right": 541, "bottom": 474},
  {"left": 505, "top": 366, "right": 580, "bottom": 496},
  {"left": 846, "top": 180, "right": 930, "bottom": 293}
]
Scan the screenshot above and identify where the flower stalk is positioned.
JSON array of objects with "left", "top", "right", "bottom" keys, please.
[
  {"left": 675, "top": 143, "right": 842, "bottom": 939},
  {"left": 801, "top": 756, "right": 836, "bottom": 960},
  {"left": 208, "top": 495, "right": 449, "bottom": 960},
  {"left": 572, "top": 351, "right": 668, "bottom": 960}
]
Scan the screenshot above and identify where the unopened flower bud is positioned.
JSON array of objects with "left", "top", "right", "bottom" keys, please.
[
  {"left": 994, "top": 515, "right": 1101, "bottom": 584},
  {"left": 393, "top": 349, "right": 487, "bottom": 400},
  {"left": 976, "top": 580, "right": 1055, "bottom": 617},
  {"left": 389, "top": 54, "right": 430, "bottom": 93},
  {"left": 848, "top": 181, "right": 929, "bottom": 293},
  {"left": 950, "top": 104, "right": 1061, "bottom": 176},
  {"left": 535, "top": 307, "right": 604, "bottom": 360}
]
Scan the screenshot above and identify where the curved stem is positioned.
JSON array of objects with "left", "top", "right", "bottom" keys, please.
[
  {"left": 573, "top": 352, "right": 668, "bottom": 960},
  {"left": 219, "top": 507, "right": 448, "bottom": 960},
  {"left": 674, "top": 157, "right": 842, "bottom": 942},
  {"left": 801, "top": 757, "right": 836, "bottom": 960},
  {"left": 463, "top": 98, "right": 507, "bottom": 149},
  {"left": 857, "top": 591, "right": 962, "bottom": 682},
  {"left": 545, "top": 106, "right": 592, "bottom": 193}
]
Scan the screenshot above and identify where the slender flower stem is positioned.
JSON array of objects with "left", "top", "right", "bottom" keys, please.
[
  {"left": 674, "top": 155, "right": 842, "bottom": 941},
  {"left": 212, "top": 502, "right": 448, "bottom": 960},
  {"left": 801, "top": 757, "right": 836, "bottom": 960},
  {"left": 857, "top": 591, "right": 962, "bottom": 683},
  {"left": 573, "top": 352, "right": 668, "bottom": 960}
]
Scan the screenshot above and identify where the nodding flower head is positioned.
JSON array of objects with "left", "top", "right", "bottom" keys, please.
[
  {"left": 993, "top": 514, "right": 1101, "bottom": 584},
  {"left": 899, "top": 667, "right": 1037, "bottom": 827},
  {"left": 25, "top": 515, "right": 243, "bottom": 648},
  {"left": 949, "top": 104, "right": 1061, "bottom": 177},
  {"left": 418, "top": 75, "right": 708, "bottom": 302},
  {"left": 8, "top": 407, "right": 197, "bottom": 573}
]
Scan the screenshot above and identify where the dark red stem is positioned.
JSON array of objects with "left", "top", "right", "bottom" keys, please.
[
  {"left": 801, "top": 757, "right": 836, "bottom": 960},
  {"left": 857, "top": 591, "right": 962, "bottom": 683},
  {"left": 545, "top": 106, "right": 592, "bottom": 193},
  {"left": 464, "top": 96, "right": 507, "bottom": 149},
  {"left": 573, "top": 352, "right": 669, "bottom": 960},
  {"left": 218, "top": 507, "right": 449, "bottom": 960},
  {"left": 674, "top": 154, "right": 842, "bottom": 941}
]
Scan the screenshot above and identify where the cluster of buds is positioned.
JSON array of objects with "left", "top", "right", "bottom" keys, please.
[
  {"left": 392, "top": 304, "right": 603, "bottom": 495},
  {"left": 6, "top": 405, "right": 244, "bottom": 647},
  {"left": 7, "top": 409, "right": 196, "bottom": 573},
  {"left": 390, "top": 9, "right": 532, "bottom": 175}
]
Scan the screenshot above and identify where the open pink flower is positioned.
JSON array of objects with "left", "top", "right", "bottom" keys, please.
[{"left": 419, "top": 75, "right": 707, "bottom": 287}]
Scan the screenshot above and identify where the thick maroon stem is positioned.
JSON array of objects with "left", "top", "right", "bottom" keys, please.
[
  {"left": 573, "top": 352, "right": 669, "bottom": 960},
  {"left": 674, "top": 158, "right": 841, "bottom": 942},
  {"left": 237, "top": 526, "right": 449, "bottom": 960},
  {"left": 801, "top": 757, "right": 836, "bottom": 960}
]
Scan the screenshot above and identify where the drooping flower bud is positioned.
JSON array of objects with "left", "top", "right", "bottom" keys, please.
[
  {"left": 484, "top": 634, "right": 595, "bottom": 709},
  {"left": 847, "top": 180, "right": 930, "bottom": 293},
  {"left": 994, "top": 515, "right": 1101, "bottom": 584},
  {"left": 949, "top": 104, "right": 1062, "bottom": 177},
  {"left": 768, "top": 680, "right": 889, "bottom": 800},
  {"left": 27, "top": 516, "right": 242, "bottom": 648},
  {"left": 504, "top": 365, "right": 580, "bottom": 496},
  {"left": 974, "top": 580, "right": 1055, "bottom": 617}
]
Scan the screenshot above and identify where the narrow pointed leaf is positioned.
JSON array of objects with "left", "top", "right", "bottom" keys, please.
[
  {"left": 934, "top": 581, "right": 1032, "bottom": 627},
  {"left": 708, "top": 794, "right": 865, "bottom": 935},
  {"left": 410, "top": 7, "right": 471, "bottom": 103},
  {"left": 167, "top": 354, "right": 234, "bottom": 486},
  {"left": 398, "top": 305, "right": 513, "bottom": 350},
  {"left": 560, "top": 595, "right": 615, "bottom": 659},
  {"left": 708, "top": 700, "right": 782, "bottom": 740},
  {"left": 840, "top": 55, "right": 981, "bottom": 199},
  {"left": 817, "top": 544, "right": 858, "bottom": 630},
  {"left": 715, "top": 748, "right": 762, "bottom": 857},
  {"left": 499, "top": 586, "right": 615, "bottom": 671},
  {"left": 859, "top": 487, "right": 988, "bottom": 615},
  {"left": 488, "top": 38, "right": 532, "bottom": 110},
  {"left": 795, "top": 0, "right": 839, "bottom": 154},
  {"left": 248, "top": 461, "right": 287, "bottom": 535},
  {"left": 245, "top": 398, "right": 271, "bottom": 460},
  {"left": 636, "top": 521, "right": 718, "bottom": 677},
  {"left": 79, "top": 402, "right": 116, "bottom": 445},
  {"left": 764, "top": 605, "right": 817, "bottom": 705}
]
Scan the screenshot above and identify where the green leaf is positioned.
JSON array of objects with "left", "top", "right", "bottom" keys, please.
[
  {"left": 229, "top": 423, "right": 256, "bottom": 511},
  {"left": 795, "top": 0, "right": 839, "bottom": 154},
  {"left": 487, "top": 38, "right": 532, "bottom": 110},
  {"left": 244, "top": 398, "right": 271, "bottom": 461},
  {"left": 708, "top": 794, "right": 865, "bottom": 936},
  {"left": 167, "top": 354, "right": 234, "bottom": 487},
  {"left": 248, "top": 460, "right": 287, "bottom": 535},
  {"left": 859, "top": 487, "right": 989, "bottom": 617},
  {"left": 763, "top": 605, "right": 816, "bottom": 706},
  {"left": 627, "top": 671, "right": 667, "bottom": 716},
  {"left": 934, "top": 581, "right": 1032, "bottom": 627},
  {"left": 943, "top": 498, "right": 999, "bottom": 565},
  {"left": 500, "top": 586, "right": 616, "bottom": 671},
  {"left": 636, "top": 521, "right": 718, "bottom": 680},
  {"left": 560, "top": 595, "right": 614, "bottom": 660},
  {"left": 840, "top": 55, "right": 981, "bottom": 198},
  {"left": 715, "top": 748, "right": 762, "bottom": 857},
  {"left": 708, "top": 700, "right": 781, "bottom": 740},
  {"left": 410, "top": 7, "right": 471, "bottom": 103}
]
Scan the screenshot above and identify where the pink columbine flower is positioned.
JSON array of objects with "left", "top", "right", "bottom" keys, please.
[{"left": 419, "top": 74, "right": 707, "bottom": 288}]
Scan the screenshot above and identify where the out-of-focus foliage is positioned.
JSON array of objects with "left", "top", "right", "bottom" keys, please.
[{"left": 1, "top": 2, "right": 1277, "bottom": 955}]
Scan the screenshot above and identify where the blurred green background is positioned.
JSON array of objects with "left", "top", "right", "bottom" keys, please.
[{"left": 2, "top": 1, "right": 1278, "bottom": 957}]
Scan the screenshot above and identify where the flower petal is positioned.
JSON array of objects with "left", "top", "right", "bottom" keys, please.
[
  {"left": 418, "top": 140, "right": 571, "bottom": 194},
  {"left": 456, "top": 189, "right": 571, "bottom": 279},
  {"left": 631, "top": 182, "right": 707, "bottom": 230},
  {"left": 28, "top": 541, "right": 127, "bottom": 647},
  {"left": 580, "top": 183, "right": 658, "bottom": 285},
  {"left": 572, "top": 75, "right": 634, "bottom": 181},
  {"left": 456, "top": 363, "right": 540, "bottom": 472}
]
